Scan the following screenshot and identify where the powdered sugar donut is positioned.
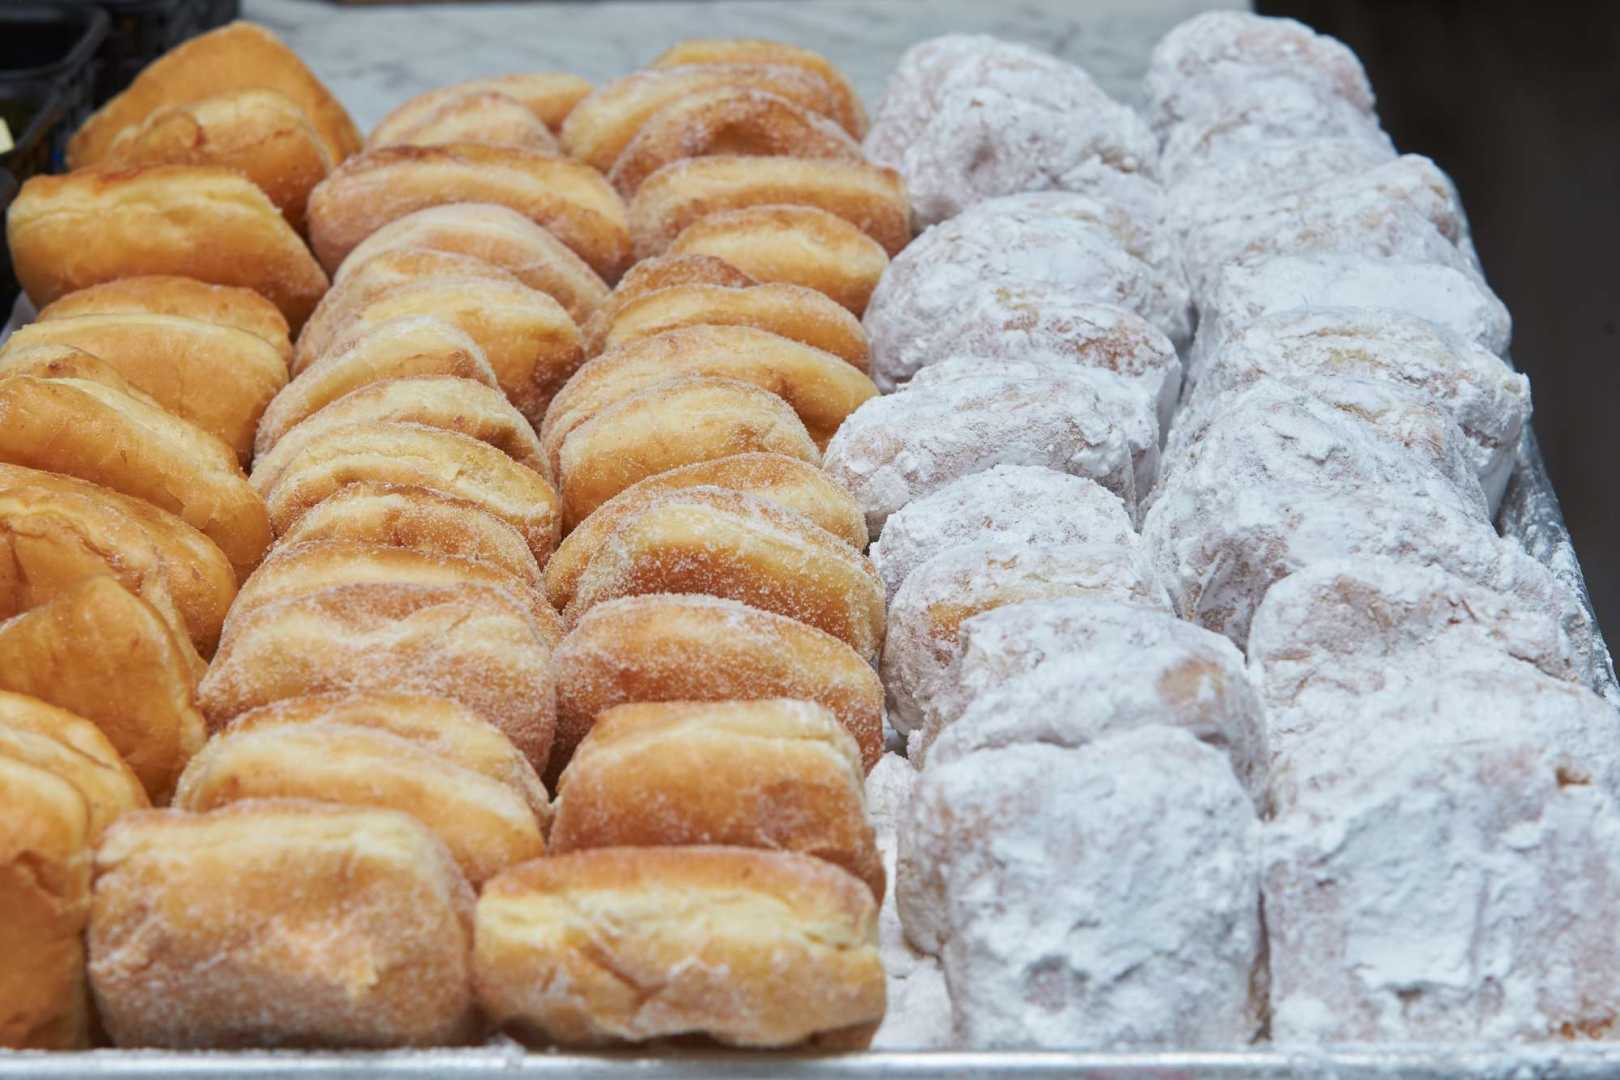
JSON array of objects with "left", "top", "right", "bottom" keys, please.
[{"left": 1166, "top": 137, "right": 1395, "bottom": 242}]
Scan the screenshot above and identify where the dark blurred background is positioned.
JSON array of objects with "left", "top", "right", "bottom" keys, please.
[{"left": 1259, "top": 0, "right": 1620, "bottom": 637}]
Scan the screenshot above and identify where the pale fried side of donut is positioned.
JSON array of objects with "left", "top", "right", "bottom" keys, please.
[
  {"left": 35, "top": 275, "right": 292, "bottom": 363},
  {"left": 596, "top": 282, "right": 869, "bottom": 369},
  {"left": 371, "top": 91, "right": 559, "bottom": 155},
  {"left": 582, "top": 252, "right": 755, "bottom": 352},
  {"left": 370, "top": 74, "right": 592, "bottom": 142},
  {"left": 0, "top": 691, "right": 147, "bottom": 842},
  {"left": 651, "top": 39, "right": 868, "bottom": 138}
]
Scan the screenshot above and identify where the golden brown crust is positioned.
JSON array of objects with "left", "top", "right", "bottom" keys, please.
[
  {"left": 551, "top": 595, "right": 882, "bottom": 774},
  {"left": 0, "top": 578, "right": 207, "bottom": 802},
  {"left": 264, "top": 422, "right": 561, "bottom": 564},
  {"left": 667, "top": 203, "right": 889, "bottom": 316},
  {"left": 370, "top": 90, "right": 559, "bottom": 154},
  {"left": 35, "top": 275, "right": 292, "bottom": 363},
  {"left": 607, "top": 87, "right": 862, "bottom": 198},
  {"left": 0, "top": 756, "right": 91, "bottom": 1050},
  {"left": 336, "top": 203, "right": 608, "bottom": 328},
  {"left": 101, "top": 89, "right": 334, "bottom": 234},
  {"left": 650, "top": 39, "right": 868, "bottom": 139},
  {"left": 582, "top": 252, "right": 754, "bottom": 353},
  {"left": 198, "top": 582, "right": 557, "bottom": 770},
  {"left": 6, "top": 166, "right": 330, "bottom": 332},
  {"left": 0, "top": 374, "right": 269, "bottom": 579},
  {"left": 68, "top": 22, "right": 361, "bottom": 168},
  {"left": 594, "top": 282, "right": 870, "bottom": 368},
  {"left": 370, "top": 74, "right": 593, "bottom": 141},
  {"left": 475, "top": 845, "right": 882, "bottom": 1047},
  {"left": 563, "top": 486, "right": 885, "bottom": 661},
  {"left": 0, "top": 692, "right": 147, "bottom": 842},
  {"left": 305, "top": 144, "right": 630, "bottom": 281},
  {"left": 88, "top": 801, "right": 475, "bottom": 1049},
  {"left": 556, "top": 375, "right": 819, "bottom": 530},
  {"left": 0, "top": 313, "right": 289, "bottom": 465},
  {"left": 629, "top": 155, "right": 909, "bottom": 261}
]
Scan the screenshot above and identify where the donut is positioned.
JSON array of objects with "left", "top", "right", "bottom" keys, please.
[
  {"left": 259, "top": 315, "right": 499, "bottom": 455},
  {"left": 100, "top": 89, "right": 334, "bottom": 233},
  {"left": 650, "top": 39, "right": 868, "bottom": 138},
  {"left": 475, "top": 846, "right": 883, "bottom": 1047},
  {"left": 305, "top": 144, "right": 630, "bottom": 281},
  {"left": 607, "top": 87, "right": 862, "bottom": 198},
  {"left": 546, "top": 452, "right": 867, "bottom": 611},
  {"left": 35, "top": 275, "right": 292, "bottom": 364},
  {"left": 88, "top": 802, "right": 475, "bottom": 1048},
  {"left": 0, "top": 578, "right": 207, "bottom": 802},
  {"left": 551, "top": 595, "right": 882, "bottom": 775},
  {"left": 0, "top": 373, "right": 270, "bottom": 579},
  {"left": 560, "top": 64, "right": 854, "bottom": 171},
  {"left": 666, "top": 204, "right": 886, "bottom": 315},
  {"left": 276, "top": 482, "right": 541, "bottom": 588},
  {"left": 6, "top": 166, "right": 329, "bottom": 331},
  {"left": 335, "top": 203, "right": 608, "bottom": 327},
  {"left": 582, "top": 252, "right": 755, "bottom": 352},
  {"left": 175, "top": 720, "right": 544, "bottom": 886},
  {"left": 562, "top": 486, "right": 884, "bottom": 661},
  {"left": 198, "top": 581, "right": 558, "bottom": 769},
  {"left": 0, "top": 313, "right": 289, "bottom": 464},
  {"left": 262, "top": 422, "right": 561, "bottom": 563},
  {"left": 629, "top": 156, "right": 909, "bottom": 261},
  {"left": 0, "top": 691, "right": 147, "bottom": 843},
  {"left": 0, "top": 755, "right": 91, "bottom": 1049},
  {"left": 368, "top": 74, "right": 593, "bottom": 142},
  {"left": 592, "top": 282, "right": 869, "bottom": 368},
  {"left": 555, "top": 375, "right": 819, "bottom": 530},
  {"left": 551, "top": 699, "right": 881, "bottom": 897},
  {"left": 368, "top": 90, "right": 559, "bottom": 154}
]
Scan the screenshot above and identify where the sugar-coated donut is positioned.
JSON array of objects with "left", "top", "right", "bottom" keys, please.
[
  {"left": 0, "top": 578, "right": 206, "bottom": 802},
  {"left": 582, "top": 252, "right": 755, "bottom": 352},
  {"left": 552, "top": 595, "right": 882, "bottom": 775},
  {"left": 369, "top": 90, "right": 559, "bottom": 154},
  {"left": 667, "top": 204, "right": 887, "bottom": 315},
  {"left": 593, "top": 282, "right": 869, "bottom": 369},
  {"left": 563, "top": 486, "right": 884, "bottom": 661},
  {"left": 88, "top": 801, "right": 475, "bottom": 1048},
  {"left": 555, "top": 375, "right": 819, "bottom": 530},
  {"left": 475, "top": 846, "right": 883, "bottom": 1047},
  {"left": 629, "top": 155, "right": 909, "bottom": 261},
  {"left": 336, "top": 203, "right": 608, "bottom": 327},
  {"left": 369, "top": 74, "right": 593, "bottom": 142},
  {"left": 546, "top": 452, "right": 867, "bottom": 611},
  {"left": 306, "top": 145, "right": 630, "bottom": 281},
  {"left": 6, "top": 166, "right": 329, "bottom": 332},
  {"left": 552, "top": 699, "right": 881, "bottom": 897},
  {"left": 0, "top": 691, "right": 147, "bottom": 842},
  {"left": 35, "top": 275, "right": 292, "bottom": 364},
  {"left": 198, "top": 581, "right": 558, "bottom": 769},
  {"left": 651, "top": 39, "right": 868, "bottom": 138}
]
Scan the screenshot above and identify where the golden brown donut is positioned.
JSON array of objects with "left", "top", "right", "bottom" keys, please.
[
  {"left": 667, "top": 204, "right": 889, "bottom": 316},
  {"left": 475, "top": 846, "right": 884, "bottom": 1048},
  {"left": 0, "top": 374, "right": 269, "bottom": 579},
  {"left": 99, "top": 89, "right": 334, "bottom": 233},
  {"left": 88, "top": 801, "right": 475, "bottom": 1049},
  {"left": 223, "top": 692, "right": 550, "bottom": 823},
  {"left": 35, "top": 275, "right": 293, "bottom": 364},
  {"left": 629, "top": 155, "right": 909, "bottom": 261},
  {"left": 551, "top": 700, "right": 881, "bottom": 897},
  {"left": 582, "top": 252, "right": 755, "bottom": 353},
  {"left": 0, "top": 313, "right": 289, "bottom": 464},
  {"left": 261, "top": 315, "right": 498, "bottom": 454},
  {"left": 551, "top": 594, "right": 882, "bottom": 774},
  {"left": 607, "top": 87, "right": 862, "bottom": 198},
  {"left": 651, "top": 39, "right": 868, "bottom": 139},
  {"left": 593, "top": 282, "right": 869, "bottom": 368},
  {"left": 369, "top": 74, "right": 593, "bottom": 141},
  {"left": 0, "top": 578, "right": 207, "bottom": 802},
  {"left": 0, "top": 343, "right": 154, "bottom": 398},
  {"left": 276, "top": 482, "right": 541, "bottom": 588},
  {"left": 0, "top": 692, "right": 147, "bottom": 842},
  {"left": 555, "top": 375, "right": 819, "bottom": 530},
  {"left": 6, "top": 166, "right": 330, "bottom": 332},
  {"left": 263, "top": 422, "right": 561, "bottom": 564},
  {"left": 197, "top": 582, "right": 557, "bottom": 769},
  {"left": 305, "top": 144, "right": 630, "bottom": 281},
  {"left": 175, "top": 720, "right": 544, "bottom": 886},
  {"left": 336, "top": 203, "right": 608, "bottom": 327},
  {"left": 369, "top": 90, "right": 559, "bottom": 154},
  {"left": 67, "top": 22, "right": 360, "bottom": 168},
  {"left": 560, "top": 63, "right": 854, "bottom": 171},
  {"left": 251, "top": 376, "right": 545, "bottom": 497},
  {"left": 563, "top": 486, "right": 885, "bottom": 661},
  {"left": 0, "top": 756, "right": 90, "bottom": 1050}
]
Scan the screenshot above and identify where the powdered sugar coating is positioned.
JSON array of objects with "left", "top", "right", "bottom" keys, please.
[
  {"left": 1158, "top": 89, "right": 1390, "bottom": 185},
  {"left": 881, "top": 540, "right": 1167, "bottom": 736},
  {"left": 898, "top": 729, "right": 1263, "bottom": 1048},
  {"left": 1167, "top": 138, "right": 1396, "bottom": 242},
  {"left": 871, "top": 466, "right": 1136, "bottom": 605},
  {"left": 1265, "top": 667, "right": 1620, "bottom": 1041}
]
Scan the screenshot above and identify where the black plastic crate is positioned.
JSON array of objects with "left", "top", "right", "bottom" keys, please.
[
  {"left": 194, "top": 0, "right": 241, "bottom": 30},
  {"left": 0, "top": 165, "right": 18, "bottom": 318},
  {"left": 0, "top": 1, "right": 108, "bottom": 171},
  {"left": 93, "top": 0, "right": 203, "bottom": 102}
]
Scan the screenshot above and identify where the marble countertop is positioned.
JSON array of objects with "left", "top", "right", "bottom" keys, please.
[{"left": 243, "top": 0, "right": 1240, "bottom": 134}]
